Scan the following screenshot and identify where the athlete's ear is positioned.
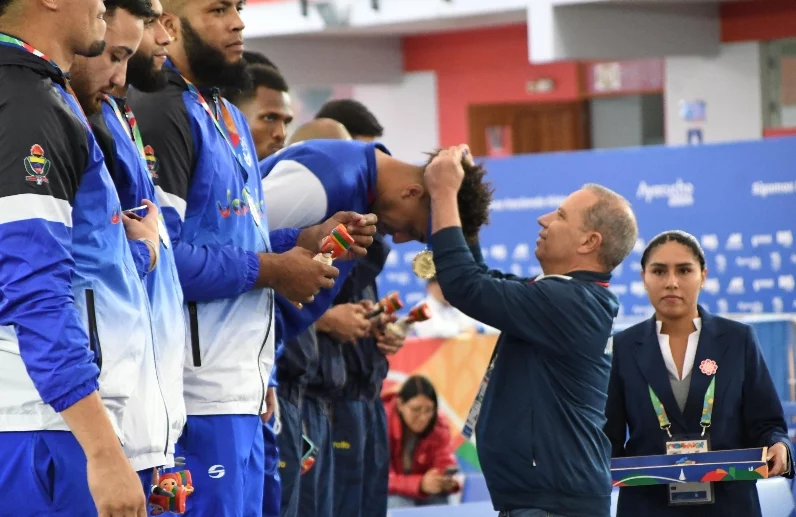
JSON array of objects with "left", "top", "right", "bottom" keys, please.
[
  {"left": 401, "top": 184, "right": 424, "bottom": 200},
  {"left": 161, "top": 12, "right": 180, "bottom": 42}
]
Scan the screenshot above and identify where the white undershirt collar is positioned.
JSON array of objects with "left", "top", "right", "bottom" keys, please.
[{"left": 656, "top": 318, "right": 702, "bottom": 381}]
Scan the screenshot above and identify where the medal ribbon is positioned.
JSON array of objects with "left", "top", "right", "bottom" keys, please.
[
  {"left": 104, "top": 95, "right": 146, "bottom": 160},
  {"left": 648, "top": 377, "right": 715, "bottom": 438},
  {"left": 165, "top": 61, "right": 268, "bottom": 249},
  {"left": 0, "top": 33, "right": 59, "bottom": 68},
  {"left": 168, "top": 62, "right": 248, "bottom": 175}
]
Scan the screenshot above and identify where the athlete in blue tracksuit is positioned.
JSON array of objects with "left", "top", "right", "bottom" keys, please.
[
  {"left": 331, "top": 234, "right": 393, "bottom": 517},
  {"left": 272, "top": 325, "right": 319, "bottom": 517},
  {"left": 298, "top": 317, "right": 347, "bottom": 517},
  {"left": 90, "top": 90, "right": 189, "bottom": 486},
  {"left": 0, "top": 36, "right": 160, "bottom": 515},
  {"left": 261, "top": 139, "right": 384, "bottom": 517},
  {"left": 129, "top": 51, "right": 340, "bottom": 513}
]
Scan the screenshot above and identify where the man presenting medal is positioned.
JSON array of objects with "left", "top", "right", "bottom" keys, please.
[{"left": 423, "top": 145, "right": 639, "bottom": 517}]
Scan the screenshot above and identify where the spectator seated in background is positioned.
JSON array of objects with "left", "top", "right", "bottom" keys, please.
[
  {"left": 412, "top": 277, "right": 497, "bottom": 338},
  {"left": 385, "top": 375, "right": 461, "bottom": 508}
]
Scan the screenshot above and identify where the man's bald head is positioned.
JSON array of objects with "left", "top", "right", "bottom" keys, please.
[
  {"left": 286, "top": 118, "right": 352, "bottom": 145},
  {"left": 581, "top": 183, "right": 638, "bottom": 271}
]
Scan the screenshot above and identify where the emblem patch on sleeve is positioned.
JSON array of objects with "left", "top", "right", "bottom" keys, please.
[{"left": 24, "top": 144, "right": 50, "bottom": 185}]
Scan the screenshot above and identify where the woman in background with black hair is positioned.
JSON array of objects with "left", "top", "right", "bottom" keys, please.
[
  {"left": 385, "top": 375, "right": 461, "bottom": 508},
  {"left": 605, "top": 230, "right": 793, "bottom": 517}
]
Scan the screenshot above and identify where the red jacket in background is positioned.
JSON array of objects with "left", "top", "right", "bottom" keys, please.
[{"left": 384, "top": 393, "right": 460, "bottom": 499}]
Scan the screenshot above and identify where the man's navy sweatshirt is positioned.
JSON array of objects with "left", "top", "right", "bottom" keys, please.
[{"left": 431, "top": 227, "right": 618, "bottom": 517}]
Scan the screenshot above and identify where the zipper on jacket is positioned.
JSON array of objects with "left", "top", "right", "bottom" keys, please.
[
  {"left": 139, "top": 280, "right": 170, "bottom": 457},
  {"left": 85, "top": 289, "right": 103, "bottom": 370},
  {"left": 247, "top": 186, "right": 272, "bottom": 416},
  {"left": 257, "top": 295, "right": 274, "bottom": 414},
  {"left": 188, "top": 302, "right": 201, "bottom": 367}
]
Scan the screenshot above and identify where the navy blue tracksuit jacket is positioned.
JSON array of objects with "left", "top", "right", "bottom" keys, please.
[{"left": 432, "top": 227, "right": 619, "bottom": 517}]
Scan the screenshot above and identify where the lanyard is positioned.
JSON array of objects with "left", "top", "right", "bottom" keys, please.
[
  {"left": 166, "top": 62, "right": 268, "bottom": 249},
  {"left": 0, "top": 33, "right": 59, "bottom": 68},
  {"left": 0, "top": 33, "right": 89, "bottom": 123},
  {"left": 169, "top": 62, "right": 248, "bottom": 175},
  {"left": 104, "top": 95, "right": 153, "bottom": 190},
  {"left": 649, "top": 377, "right": 715, "bottom": 438},
  {"left": 104, "top": 95, "right": 146, "bottom": 161}
]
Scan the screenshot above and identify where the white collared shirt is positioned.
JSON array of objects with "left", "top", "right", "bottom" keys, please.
[{"left": 656, "top": 318, "right": 702, "bottom": 381}]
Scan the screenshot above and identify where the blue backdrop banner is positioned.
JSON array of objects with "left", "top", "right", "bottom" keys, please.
[{"left": 377, "top": 138, "right": 796, "bottom": 319}]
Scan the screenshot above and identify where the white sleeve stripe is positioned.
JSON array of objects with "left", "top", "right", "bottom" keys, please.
[
  {"left": 0, "top": 194, "right": 72, "bottom": 228},
  {"left": 156, "top": 186, "right": 187, "bottom": 221},
  {"left": 262, "top": 160, "right": 328, "bottom": 230}
]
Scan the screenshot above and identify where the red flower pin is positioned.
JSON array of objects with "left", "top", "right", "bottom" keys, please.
[{"left": 699, "top": 359, "right": 718, "bottom": 376}]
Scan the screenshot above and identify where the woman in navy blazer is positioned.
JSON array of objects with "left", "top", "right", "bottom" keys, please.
[{"left": 605, "top": 230, "right": 793, "bottom": 517}]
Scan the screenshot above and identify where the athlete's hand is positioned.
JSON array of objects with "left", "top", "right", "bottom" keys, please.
[
  {"left": 88, "top": 448, "right": 147, "bottom": 517},
  {"left": 122, "top": 199, "right": 160, "bottom": 271},
  {"left": 122, "top": 198, "right": 159, "bottom": 243},
  {"left": 298, "top": 212, "right": 378, "bottom": 260},
  {"left": 317, "top": 303, "right": 371, "bottom": 343},
  {"left": 261, "top": 387, "right": 277, "bottom": 424},
  {"left": 259, "top": 247, "right": 338, "bottom": 302},
  {"left": 374, "top": 320, "right": 404, "bottom": 356}
]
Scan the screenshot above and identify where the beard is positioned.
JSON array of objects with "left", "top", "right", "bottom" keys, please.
[
  {"left": 127, "top": 52, "right": 169, "bottom": 92},
  {"left": 79, "top": 39, "right": 106, "bottom": 58},
  {"left": 181, "top": 18, "right": 250, "bottom": 90}
]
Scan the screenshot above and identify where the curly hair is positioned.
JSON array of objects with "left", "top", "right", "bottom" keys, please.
[{"left": 424, "top": 151, "right": 494, "bottom": 241}]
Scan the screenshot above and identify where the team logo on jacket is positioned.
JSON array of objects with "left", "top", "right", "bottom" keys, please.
[
  {"left": 24, "top": 144, "right": 51, "bottom": 185},
  {"left": 217, "top": 188, "right": 253, "bottom": 218},
  {"left": 144, "top": 145, "right": 159, "bottom": 179}
]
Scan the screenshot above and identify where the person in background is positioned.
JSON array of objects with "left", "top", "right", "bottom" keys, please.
[
  {"left": 313, "top": 100, "right": 397, "bottom": 517},
  {"left": 412, "top": 277, "right": 497, "bottom": 338},
  {"left": 425, "top": 144, "right": 639, "bottom": 517},
  {"left": 315, "top": 98, "right": 384, "bottom": 142},
  {"left": 290, "top": 117, "right": 351, "bottom": 143},
  {"left": 225, "top": 54, "right": 293, "bottom": 162},
  {"left": 71, "top": 0, "right": 190, "bottom": 491},
  {"left": 227, "top": 51, "right": 292, "bottom": 517},
  {"left": 279, "top": 117, "right": 362, "bottom": 517},
  {"left": 605, "top": 230, "right": 793, "bottom": 517},
  {"left": 243, "top": 49, "right": 279, "bottom": 68},
  {"left": 385, "top": 375, "right": 460, "bottom": 508}
]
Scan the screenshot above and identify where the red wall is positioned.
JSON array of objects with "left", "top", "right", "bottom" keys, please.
[
  {"left": 721, "top": 0, "right": 796, "bottom": 42},
  {"left": 402, "top": 24, "right": 581, "bottom": 147}
]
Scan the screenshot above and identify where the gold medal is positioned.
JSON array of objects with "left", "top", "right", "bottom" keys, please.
[{"left": 412, "top": 249, "right": 436, "bottom": 279}]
